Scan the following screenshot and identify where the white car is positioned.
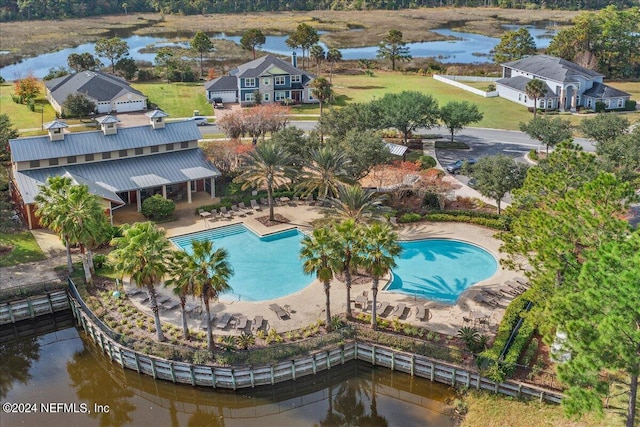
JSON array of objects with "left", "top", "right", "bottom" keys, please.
[{"left": 184, "top": 116, "right": 208, "bottom": 126}]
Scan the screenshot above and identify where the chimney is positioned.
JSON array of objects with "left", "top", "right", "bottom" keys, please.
[
  {"left": 291, "top": 51, "right": 297, "bottom": 68},
  {"left": 145, "top": 109, "right": 169, "bottom": 129},
  {"left": 43, "top": 119, "right": 68, "bottom": 141},
  {"left": 96, "top": 114, "right": 120, "bottom": 135}
]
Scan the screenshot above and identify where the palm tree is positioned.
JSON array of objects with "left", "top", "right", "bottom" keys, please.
[
  {"left": 526, "top": 78, "right": 547, "bottom": 118},
  {"left": 165, "top": 252, "right": 195, "bottom": 340},
  {"left": 332, "top": 219, "right": 364, "bottom": 318},
  {"left": 300, "top": 226, "right": 336, "bottom": 331},
  {"left": 327, "top": 184, "right": 388, "bottom": 223},
  {"left": 360, "top": 223, "right": 401, "bottom": 330},
  {"left": 110, "top": 222, "right": 171, "bottom": 342},
  {"left": 234, "top": 142, "right": 297, "bottom": 222},
  {"left": 175, "top": 240, "right": 233, "bottom": 351},
  {"left": 326, "top": 48, "right": 342, "bottom": 84},
  {"left": 297, "top": 147, "right": 352, "bottom": 200},
  {"left": 310, "top": 77, "right": 333, "bottom": 116},
  {"left": 310, "top": 44, "right": 325, "bottom": 75}
]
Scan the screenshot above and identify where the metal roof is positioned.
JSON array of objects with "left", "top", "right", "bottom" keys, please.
[
  {"left": 385, "top": 142, "right": 408, "bottom": 156},
  {"left": 14, "top": 149, "right": 221, "bottom": 205},
  {"left": 10, "top": 121, "right": 202, "bottom": 162},
  {"left": 502, "top": 55, "right": 603, "bottom": 83},
  {"left": 44, "top": 119, "right": 69, "bottom": 130},
  {"left": 145, "top": 109, "right": 169, "bottom": 118},
  {"left": 45, "top": 71, "right": 145, "bottom": 104},
  {"left": 96, "top": 114, "right": 120, "bottom": 124}
]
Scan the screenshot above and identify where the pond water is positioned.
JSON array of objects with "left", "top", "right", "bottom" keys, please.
[
  {"left": 0, "top": 24, "right": 557, "bottom": 79},
  {"left": 1, "top": 322, "right": 456, "bottom": 426}
]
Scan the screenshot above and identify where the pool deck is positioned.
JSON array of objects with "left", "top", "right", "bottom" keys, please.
[{"left": 116, "top": 198, "right": 520, "bottom": 338}]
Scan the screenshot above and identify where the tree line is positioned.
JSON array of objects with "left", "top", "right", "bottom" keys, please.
[{"left": 0, "top": 0, "right": 636, "bottom": 22}]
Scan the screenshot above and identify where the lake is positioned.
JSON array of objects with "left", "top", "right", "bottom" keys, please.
[
  {"left": 1, "top": 320, "right": 456, "bottom": 426},
  {"left": 0, "top": 25, "right": 557, "bottom": 80}
]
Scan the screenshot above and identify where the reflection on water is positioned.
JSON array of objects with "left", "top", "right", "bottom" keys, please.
[{"left": 1, "top": 326, "right": 455, "bottom": 426}]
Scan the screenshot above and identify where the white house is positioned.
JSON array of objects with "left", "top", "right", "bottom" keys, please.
[
  {"left": 205, "top": 53, "right": 318, "bottom": 105},
  {"left": 45, "top": 71, "right": 147, "bottom": 114},
  {"left": 496, "top": 55, "right": 631, "bottom": 112}
]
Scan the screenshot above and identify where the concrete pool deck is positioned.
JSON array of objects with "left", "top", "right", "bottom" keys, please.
[{"left": 117, "top": 200, "right": 520, "bottom": 338}]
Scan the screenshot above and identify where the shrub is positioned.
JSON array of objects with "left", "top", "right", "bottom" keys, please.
[
  {"left": 625, "top": 100, "right": 637, "bottom": 111},
  {"left": 399, "top": 213, "right": 422, "bottom": 223},
  {"left": 487, "top": 83, "right": 496, "bottom": 92},
  {"left": 418, "top": 155, "right": 436, "bottom": 169},
  {"left": 528, "top": 149, "right": 539, "bottom": 161},
  {"left": 422, "top": 192, "right": 441, "bottom": 211},
  {"left": 424, "top": 212, "right": 508, "bottom": 230},
  {"left": 141, "top": 194, "right": 175, "bottom": 221},
  {"left": 595, "top": 101, "right": 606, "bottom": 113},
  {"left": 93, "top": 254, "right": 107, "bottom": 269}
]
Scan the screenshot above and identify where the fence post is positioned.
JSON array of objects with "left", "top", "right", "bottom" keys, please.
[
  {"left": 452, "top": 368, "right": 456, "bottom": 387},
  {"left": 270, "top": 366, "right": 275, "bottom": 385},
  {"left": 26, "top": 298, "right": 34, "bottom": 318},
  {"left": 391, "top": 352, "right": 395, "bottom": 371},
  {"left": 107, "top": 340, "right": 114, "bottom": 361},
  {"left": 312, "top": 355, "right": 317, "bottom": 374},
  {"left": 372, "top": 346, "right": 376, "bottom": 366},
  {"left": 476, "top": 374, "right": 481, "bottom": 390},
  {"left": 326, "top": 350, "right": 331, "bottom": 370},
  {"left": 150, "top": 358, "right": 157, "bottom": 379},
  {"left": 8, "top": 302, "right": 15, "bottom": 323},
  {"left": 190, "top": 365, "right": 196, "bottom": 386},
  {"left": 341, "top": 346, "right": 345, "bottom": 364},
  {"left": 466, "top": 371, "right": 470, "bottom": 388},
  {"left": 539, "top": 390, "right": 544, "bottom": 403},
  {"left": 46, "top": 292, "right": 54, "bottom": 314},
  {"left": 231, "top": 369, "right": 237, "bottom": 390},
  {"left": 430, "top": 361, "right": 435, "bottom": 381},
  {"left": 169, "top": 362, "right": 176, "bottom": 383},
  {"left": 211, "top": 367, "right": 217, "bottom": 388},
  {"left": 518, "top": 383, "right": 522, "bottom": 398},
  {"left": 291, "top": 360, "right": 296, "bottom": 380},
  {"left": 134, "top": 352, "right": 141, "bottom": 373},
  {"left": 116, "top": 345, "right": 124, "bottom": 367},
  {"left": 250, "top": 369, "right": 255, "bottom": 388}
]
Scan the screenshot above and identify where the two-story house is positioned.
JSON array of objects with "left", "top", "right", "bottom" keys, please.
[
  {"left": 205, "top": 53, "right": 318, "bottom": 105},
  {"left": 9, "top": 111, "right": 220, "bottom": 229},
  {"left": 496, "top": 55, "right": 631, "bottom": 112}
]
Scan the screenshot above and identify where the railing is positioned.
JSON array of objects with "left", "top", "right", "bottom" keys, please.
[
  {"left": 0, "top": 290, "right": 70, "bottom": 325},
  {"left": 0, "top": 281, "right": 67, "bottom": 303}
]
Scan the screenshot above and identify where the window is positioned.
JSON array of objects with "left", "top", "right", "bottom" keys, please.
[
  {"left": 618, "top": 98, "right": 624, "bottom": 108},
  {"left": 263, "top": 93, "right": 270, "bottom": 102},
  {"left": 605, "top": 99, "right": 611, "bottom": 109},
  {"left": 291, "top": 75, "right": 301, "bottom": 83},
  {"left": 181, "top": 141, "right": 189, "bottom": 149},
  {"left": 135, "top": 147, "right": 143, "bottom": 155},
  {"left": 539, "top": 100, "right": 545, "bottom": 108},
  {"left": 151, "top": 145, "right": 159, "bottom": 153},
  {"left": 49, "top": 158, "right": 58, "bottom": 166},
  {"left": 29, "top": 160, "right": 40, "bottom": 168},
  {"left": 85, "top": 153, "right": 94, "bottom": 161},
  {"left": 102, "top": 151, "right": 111, "bottom": 159},
  {"left": 67, "top": 156, "right": 77, "bottom": 164},
  {"left": 119, "top": 150, "right": 128, "bottom": 158},
  {"left": 166, "top": 143, "right": 174, "bottom": 151},
  {"left": 274, "top": 76, "right": 286, "bottom": 86},
  {"left": 245, "top": 92, "right": 255, "bottom": 102},
  {"left": 263, "top": 78, "right": 270, "bottom": 85},
  {"left": 547, "top": 100, "right": 553, "bottom": 108},
  {"left": 275, "top": 91, "right": 287, "bottom": 101},
  {"left": 587, "top": 99, "right": 592, "bottom": 108},
  {"left": 244, "top": 78, "right": 256, "bottom": 87},
  {"left": 518, "top": 93, "right": 522, "bottom": 101}
]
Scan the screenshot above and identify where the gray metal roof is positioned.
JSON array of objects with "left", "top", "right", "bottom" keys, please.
[
  {"left": 502, "top": 55, "right": 603, "bottom": 83},
  {"left": 14, "top": 149, "right": 220, "bottom": 205},
  {"left": 96, "top": 114, "right": 120, "bottom": 124},
  {"left": 385, "top": 142, "right": 408, "bottom": 156},
  {"left": 43, "top": 119, "right": 69, "bottom": 130},
  {"left": 496, "top": 76, "right": 556, "bottom": 97},
  {"left": 10, "top": 121, "right": 201, "bottom": 162},
  {"left": 229, "top": 55, "right": 314, "bottom": 82},
  {"left": 61, "top": 171, "right": 124, "bottom": 204},
  {"left": 205, "top": 75, "right": 238, "bottom": 92},
  {"left": 45, "top": 71, "right": 146, "bottom": 105},
  {"left": 145, "top": 109, "right": 169, "bottom": 118},
  {"left": 583, "top": 82, "right": 631, "bottom": 99}
]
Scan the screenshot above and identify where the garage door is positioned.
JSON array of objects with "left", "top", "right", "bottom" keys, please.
[
  {"left": 211, "top": 91, "right": 237, "bottom": 103},
  {"left": 115, "top": 100, "right": 146, "bottom": 113}
]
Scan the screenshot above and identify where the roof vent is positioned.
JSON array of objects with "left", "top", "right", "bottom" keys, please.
[
  {"left": 43, "top": 119, "right": 69, "bottom": 141},
  {"left": 96, "top": 114, "right": 120, "bottom": 136},
  {"left": 145, "top": 109, "right": 169, "bottom": 129}
]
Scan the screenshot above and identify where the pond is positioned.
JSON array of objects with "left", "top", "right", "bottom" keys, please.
[
  {"left": 1, "top": 322, "right": 456, "bottom": 426},
  {"left": 0, "top": 25, "right": 557, "bottom": 80}
]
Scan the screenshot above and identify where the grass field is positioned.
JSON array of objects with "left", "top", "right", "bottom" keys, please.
[
  {"left": 0, "top": 82, "right": 57, "bottom": 130},
  {"left": 0, "top": 232, "right": 47, "bottom": 267},
  {"left": 131, "top": 82, "right": 212, "bottom": 118}
]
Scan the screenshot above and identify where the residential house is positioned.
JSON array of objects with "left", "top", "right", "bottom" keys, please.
[
  {"left": 496, "top": 55, "right": 631, "bottom": 112},
  {"left": 205, "top": 53, "right": 318, "bottom": 105},
  {"left": 9, "top": 111, "right": 220, "bottom": 229},
  {"left": 45, "top": 71, "right": 147, "bottom": 114}
]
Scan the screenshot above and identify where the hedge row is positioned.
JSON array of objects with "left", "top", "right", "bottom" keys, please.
[
  {"left": 194, "top": 189, "right": 297, "bottom": 215},
  {"left": 424, "top": 212, "right": 508, "bottom": 230}
]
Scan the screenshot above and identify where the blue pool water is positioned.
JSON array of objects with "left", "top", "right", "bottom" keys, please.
[
  {"left": 170, "top": 224, "right": 310, "bottom": 302},
  {"left": 385, "top": 239, "right": 497, "bottom": 304}
]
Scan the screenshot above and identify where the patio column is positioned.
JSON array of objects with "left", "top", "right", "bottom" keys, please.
[
  {"left": 162, "top": 185, "right": 167, "bottom": 199},
  {"left": 26, "top": 204, "right": 33, "bottom": 230},
  {"left": 559, "top": 86, "right": 565, "bottom": 111},
  {"left": 570, "top": 91, "right": 577, "bottom": 112},
  {"left": 137, "top": 190, "right": 142, "bottom": 212},
  {"left": 210, "top": 177, "right": 215, "bottom": 198},
  {"left": 187, "top": 181, "right": 192, "bottom": 204}
]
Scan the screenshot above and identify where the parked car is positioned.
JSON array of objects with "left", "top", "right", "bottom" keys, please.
[
  {"left": 184, "top": 116, "right": 208, "bottom": 126},
  {"left": 212, "top": 97, "right": 224, "bottom": 109},
  {"left": 445, "top": 158, "right": 477, "bottom": 174}
]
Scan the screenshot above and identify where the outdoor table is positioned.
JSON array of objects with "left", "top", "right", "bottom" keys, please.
[
  {"left": 199, "top": 211, "right": 212, "bottom": 218},
  {"left": 355, "top": 295, "right": 368, "bottom": 308}
]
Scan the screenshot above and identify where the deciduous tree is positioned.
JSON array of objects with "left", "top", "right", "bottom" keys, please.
[
  {"left": 335, "top": 129, "right": 391, "bottom": 180},
  {"left": 493, "top": 28, "right": 537, "bottom": 64},
  {"left": 579, "top": 113, "right": 630, "bottom": 147},
  {"left": 438, "top": 101, "right": 483, "bottom": 143},
  {"left": 154, "top": 47, "right": 174, "bottom": 83},
  {"left": 377, "top": 91, "right": 439, "bottom": 144},
  {"left": 286, "top": 23, "right": 319, "bottom": 70},
  {"left": 469, "top": 155, "right": 528, "bottom": 214},
  {"left": 14, "top": 73, "right": 40, "bottom": 102},
  {"left": 520, "top": 116, "right": 573, "bottom": 154},
  {"left": 376, "top": 29, "right": 411, "bottom": 71},
  {"left": 240, "top": 29, "right": 266, "bottom": 60},
  {"left": 67, "top": 52, "right": 101, "bottom": 72},
  {"left": 94, "top": 37, "right": 129, "bottom": 74},
  {"left": 62, "top": 92, "right": 96, "bottom": 118},
  {"left": 115, "top": 57, "right": 137, "bottom": 80}
]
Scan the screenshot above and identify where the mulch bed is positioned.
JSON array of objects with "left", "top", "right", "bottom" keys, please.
[{"left": 255, "top": 214, "right": 291, "bottom": 227}]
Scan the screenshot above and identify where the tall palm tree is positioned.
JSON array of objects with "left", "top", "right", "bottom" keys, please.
[
  {"left": 360, "top": 223, "right": 401, "bottom": 330},
  {"left": 326, "top": 48, "right": 342, "bottom": 84},
  {"left": 310, "top": 44, "right": 325, "bottom": 75},
  {"left": 234, "top": 142, "right": 297, "bottom": 221},
  {"left": 300, "top": 226, "right": 336, "bottom": 331},
  {"left": 165, "top": 252, "right": 196, "bottom": 340},
  {"left": 526, "top": 78, "right": 547, "bottom": 118},
  {"left": 110, "top": 222, "right": 171, "bottom": 342},
  {"left": 175, "top": 240, "right": 233, "bottom": 351},
  {"left": 297, "top": 147, "right": 352, "bottom": 200},
  {"left": 328, "top": 184, "right": 388, "bottom": 223},
  {"left": 332, "top": 219, "right": 364, "bottom": 318},
  {"left": 310, "top": 77, "right": 333, "bottom": 116}
]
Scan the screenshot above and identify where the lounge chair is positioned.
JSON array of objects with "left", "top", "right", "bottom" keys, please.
[
  {"left": 499, "top": 285, "right": 520, "bottom": 297},
  {"left": 220, "top": 206, "right": 232, "bottom": 219},
  {"left": 250, "top": 200, "right": 262, "bottom": 211},
  {"left": 199, "top": 313, "right": 216, "bottom": 330},
  {"left": 415, "top": 305, "right": 429, "bottom": 321},
  {"left": 216, "top": 312, "right": 233, "bottom": 329},
  {"left": 231, "top": 204, "right": 245, "bottom": 217},
  {"left": 260, "top": 198, "right": 269, "bottom": 206},
  {"left": 252, "top": 315, "right": 264, "bottom": 332},
  {"left": 475, "top": 295, "right": 499, "bottom": 307},
  {"left": 238, "top": 202, "right": 252, "bottom": 214},
  {"left": 269, "top": 303, "right": 289, "bottom": 320},
  {"left": 514, "top": 277, "right": 529, "bottom": 287},
  {"left": 482, "top": 288, "right": 502, "bottom": 298},
  {"left": 505, "top": 280, "right": 527, "bottom": 293},
  {"left": 391, "top": 303, "right": 407, "bottom": 318},
  {"left": 161, "top": 301, "right": 179, "bottom": 311},
  {"left": 377, "top": 301, "right": 391, "bottom": 317},
  {"left": 236, "top": 315, "right": 248, "bottom": 331}
]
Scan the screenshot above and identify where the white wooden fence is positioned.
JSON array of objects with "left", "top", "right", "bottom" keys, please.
[
  {"left": 0, "top": 291, "right": 70, "bottom": 324},
  {"left": 433, "top": 74, "right": 499, "bottom": 98}
]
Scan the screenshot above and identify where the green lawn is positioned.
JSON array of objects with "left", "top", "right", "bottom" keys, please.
[
  {"left": 131, "top": 81, "right": 212, "bottom": 118},
  {"left": 0, "top": 231, "right": 46, "bottom": 267},
  {"left": 0, "top": 82, "right": 57, "bottom": 131}
]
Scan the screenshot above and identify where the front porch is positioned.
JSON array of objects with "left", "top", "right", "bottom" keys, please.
[{"left": 113, "top": 191, "right": 219, "bottom": 226}]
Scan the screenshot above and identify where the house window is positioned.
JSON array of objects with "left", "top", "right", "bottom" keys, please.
[
  {"left": 539, "top": 100, "right": 545, "bottom": 108},
  {"left": 524, "top": 96, "right": 528, "bottom": 103},
  {"left": 263, "top": 93, "right": 270, "bottom": 102},
  {"left": 49, "top": 158, "right": 58, "bottom": 166},
  {"left": 166, "top": 143, "right": 174, "bottom": 151},
  {"left": 547, "top": 100, "right": 553, "bottom": 108},
  {"left": 618, "top": 98, "right": 624, "bottom": 108},
  {"left": 605, "top": 99, "right": 611, "bottom": 109},
  {"left": 275, "top": 91, "right": 287, "bottom": 101},
  {"left": 181, "top": 141, "right": 189, "bottom": 149},
  {"left": 291, "top": 75, "right": 301, "bottom": 83},
  {"left": 135, "top": 147, "right": 143, "bottom": 155},
  {"left": 245, "top": 92, "right": 255, "bottom": 102},
  {"left": 85, "top": 153, "right": 94, "bottom": 161},
  {"left": 119, "top": 150, "right": 128, "bottom": 158},
  {"left": 576, "top": 95, "right": 580, "bottom": 105},
  {"left": 151, "top": 145, "right": 159, "bottom": 153},
  {"left": 102, "top": 152, "right": 111, "bottom": 159},
  {"left": 29, "top": 160, "right": 40, "bottom": 168},
  {"left": 244, "top": 78, "right": 256, "bottom": 88},
  {"left": 308, "top": 91, "right": 314, "bottom": 100},
  {"left": 263, "top": 78, "right": 270, "bottom": 85},
  {"left": 274, "top": 76, "right": 286, "bottom": 86},
  {"left": 518, "top": 94, "right": 522, "bottom": 101},
  {"left": 67, "top": 156, "right": 77, "bottom": 164}
]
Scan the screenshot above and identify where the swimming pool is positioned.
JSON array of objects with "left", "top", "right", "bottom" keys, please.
[
  {"left": 385, "top": 239, "right": 497, "bottom": 304},
  {"left": 170, "top": 224, "right": 310, "bottom": 302}
]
